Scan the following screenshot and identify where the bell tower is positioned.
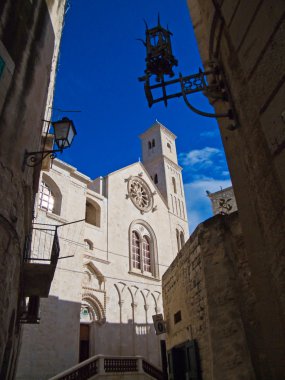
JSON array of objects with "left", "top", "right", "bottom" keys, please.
[{"left": 140, "top": 121, "right": 189, "bottom": 248}]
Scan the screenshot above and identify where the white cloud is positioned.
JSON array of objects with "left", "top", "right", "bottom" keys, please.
[
  {"left": 184, "top": 178, "right": 232, "bottom": 233},
  {"left": 179, "top": 146, "right": 232, "bottom": 233},
  {"left": 179, "top": 146, "right": 230, "bottom": 185},
  {"left": 179, "top": 147, "right": 222, "bottom": 169}
]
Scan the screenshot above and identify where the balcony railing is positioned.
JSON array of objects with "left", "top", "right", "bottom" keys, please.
[
  {"left": 22, "top": 223, "right": 61, "bottom": 301},
  {"left": 21, "top": 219, "right": 84, "bottom": 324},
  {"left": 24, "top": 223, "right": 60, "bottom": 265},
  {"left": 49, "top": 355, "right": 163, "bottom": 380}
]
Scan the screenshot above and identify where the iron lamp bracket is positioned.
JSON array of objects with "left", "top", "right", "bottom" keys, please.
[
  {"left": 139, "top": 61, "right": 235, "bottom": 122},
  {"left": 22, "top": 148, "right": 63, "bottom": 170}
]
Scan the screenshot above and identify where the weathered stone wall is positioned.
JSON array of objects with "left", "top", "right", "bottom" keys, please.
[
  {"left": 0, "top": 1, "right": 65, "bottom": 377},
  {"left": 163, "top": 213, "right": 257, "bottom": 379},
  {"left": 186, "top": 1, "right": 285, "bottom": 378}
]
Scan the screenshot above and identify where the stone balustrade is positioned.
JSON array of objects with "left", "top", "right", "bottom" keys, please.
[{"left": 49, "top": 355, "right": 163, "bottom": 380}]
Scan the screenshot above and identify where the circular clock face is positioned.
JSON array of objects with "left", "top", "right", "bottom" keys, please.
[{"left": 128, "top": 177, "right": 153, "bottom": 212}]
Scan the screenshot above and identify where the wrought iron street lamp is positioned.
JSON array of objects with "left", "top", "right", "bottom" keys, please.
[
  {"left": 23, "top": 117, "right": 77, "bottom": 169},
  {"left": 139, "top": 17, "right": 237, "bottom": 127},
  {"left": 52, "top": 117, "right": 77, "bottom": 149}
]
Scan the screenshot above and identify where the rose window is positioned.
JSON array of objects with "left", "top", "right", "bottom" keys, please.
[{"left": 128, "top": 177, "right": 153, "bottom": 212}]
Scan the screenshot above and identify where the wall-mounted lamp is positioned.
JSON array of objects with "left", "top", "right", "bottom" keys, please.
[
  {"left": 23, "top": 117, "right": 77, "bottom": 169},
  {"left": 138, "top": 17, "right": 238, "bottom": 128}
]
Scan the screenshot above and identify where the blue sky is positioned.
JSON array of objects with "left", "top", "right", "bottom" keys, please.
[{"left": 53, "top": 0, "right": 231, "bottom": 233}]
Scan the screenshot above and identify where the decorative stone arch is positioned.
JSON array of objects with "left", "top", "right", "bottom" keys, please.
[
  {"left": 141, "top": 288, "right": 150, "bottom": 302},
  {"left": 129, "top": 219, "right": 159, "bottom": 278},
  {"left": 152, "top": 291, "right": 161, "bottom": 314},
  {"left": 114, "top": 283, "right": 122, "bottom": 305},
  {"left": 114, "top": 282, "right": 135, "bottom": 324},
  {"left": 83, "top": 261, "right": 105, "bottom": 290},
  {"left": 115, "top": 282, "right": 140, "bottom": 303},
  {"left": 128, "top": 285, "right": 139, "bottom": 304},
  {"left": 118, "top": 284, "right": 136, "bottom": 306},
  {"left": 176, "top": 224, "right": 185, "bottom": 252},
  {"left": 85, "top": 198, "right": 101, "bottom": 227},
  {"left": 141, "top": 288, "right": 152, "bottom": 314},
  {"left": 151, "top": 292, "right": 158, "bottom": 314},
  {"left": 81, "top": 293, "right": 105, "bottom": 324},
  {"left": 114, "top": 282, "right": 127, "bottom": 324},
  {"left": 41, "top": 173, "right": 62, "bottom": 215}
]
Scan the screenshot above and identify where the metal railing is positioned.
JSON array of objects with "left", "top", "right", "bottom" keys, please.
[
  {"left": 23, "top": 223, "right": 60, "bottom": 265},
  {"left": 49, "top": 355, "right": 163, "bottom": 380},
  {"left": 23, "top": 218, "right": 85, "bottom": 265}
]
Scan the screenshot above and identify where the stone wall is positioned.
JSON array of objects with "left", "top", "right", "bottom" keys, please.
[
  {"left": 163, "top": 213, "right": 257, "bottom": 379},
  {"left": 0, "top": 1, "right": 65, "bottom": 378},
  {"left": 186, "top": 1, "right": 285, "bottom": 378}
]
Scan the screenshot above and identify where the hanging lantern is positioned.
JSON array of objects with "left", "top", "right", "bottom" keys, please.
[{"left": 143, "top": 17, "right": 178, "bottom": 81}]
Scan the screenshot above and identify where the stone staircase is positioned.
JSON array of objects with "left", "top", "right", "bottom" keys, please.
[{"left": 49, "top": 355, "right": 164, "bottom": 380}]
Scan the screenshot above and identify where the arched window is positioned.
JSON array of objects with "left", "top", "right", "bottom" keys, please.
[
  {"left": 154, "top": 174, "right": 158, "bottom": 184},
  {"left": 176, "top": 227, "right": 185, "bottom": 253},
  {"left": 148, "top": 141, "right": 152, "bottom": 149},
  {"left": 132, "top": 231, "right": 141, "bottom": 269},
  {"left": 167, "top": 142, "right": 171, "bottom": 152},
  {"left": 152, "top": 139, "right": 155, "bottom": 147},
  {"left": 129, "top": 222, "right": 158, "bottom": 278},
  {"left": 176, "top": 229, "right": 180, "bottom": 251},
  {"left": 172, "top": 177, "right": 177, "bottom": 194},
  {"left": 39, "top": 176, "right": 62, "bottom": 215},
  {"left": 180, "top": 231, "right": 185, "bottom": 247},
  {"left": 142, "top": 236, "right": 151, "bottom": 272},
  {"left": 85, "top": 199, "right": 101, "bottom": 227},
  {"left": 39, "top": 181, "right": 54, "bottom": 212}
]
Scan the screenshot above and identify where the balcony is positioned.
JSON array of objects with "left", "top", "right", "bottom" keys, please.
[
  {"left": 20, "top": 219, "right": 84, "bottom": 323},
  {"left": 22, "top": 223, "right": 60, "bottom": 298}
]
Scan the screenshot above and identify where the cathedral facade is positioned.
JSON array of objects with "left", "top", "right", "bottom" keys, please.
[{"left": 16, "top": 121, "right": 189, "bottom": 379}]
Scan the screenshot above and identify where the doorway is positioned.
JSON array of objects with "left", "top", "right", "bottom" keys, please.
[
  {"left": 79, "top": 324, "right": 90, "bottom": 362},
  {"left": 167, "top": 340, "right": 201, "bottom": 380}
]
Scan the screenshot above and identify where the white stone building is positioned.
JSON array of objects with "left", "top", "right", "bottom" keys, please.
[{"left": 16, "top": 121, "right": 189, "bottom": 380}]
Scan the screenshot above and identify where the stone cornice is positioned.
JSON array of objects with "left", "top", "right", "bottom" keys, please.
[
  {"left": 164, "top": 156, "right": 183, "bottom": 171},
  {"left": 53, "top": 159, "right": 91, "bottom": 183},
  {"left": 144, "top": 155, "right": 182, "bottom": 171}
]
